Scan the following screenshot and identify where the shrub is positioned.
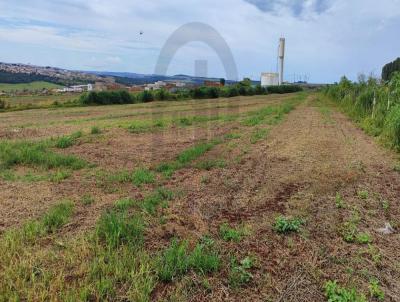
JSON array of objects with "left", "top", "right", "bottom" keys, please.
[
  {"left": 273, "top": 216, "right": 304, "bottom": 234},
  {"left": 324, "top": 281, "right": 367, "bottom": 302},
  {"left": 80, "top": 90, "right": 135, "bottom": 105}
]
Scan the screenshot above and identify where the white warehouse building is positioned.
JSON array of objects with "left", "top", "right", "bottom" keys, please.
[{"left": 261, "top": 72, "right": 279, "bottom": 87}]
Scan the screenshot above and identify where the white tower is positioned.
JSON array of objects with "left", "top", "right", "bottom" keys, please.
[{"left": 278, "top": 37, "right": 285, "bottom": 85}]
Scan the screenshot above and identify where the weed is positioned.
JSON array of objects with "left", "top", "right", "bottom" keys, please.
[
  {"left": 49, "top": 169, "right": 72, "bottom": 182},
  {"left": 225, "top": 133, "right": 241, "bottom": 140},
  {"left": 158, "top": 239, "right": 220, "bottom": 282},
  {"left": 196, "top": 159, "right": 226, "bottom": 170},
  {"left": 114, "top": 198, "right": 136, "bottom": 211},
  {"left": 357, "top": 190, "right": 369, "bottom": 200},
  {"left": 355, "top": 232, "right": 372, "bottom": 244},
  {"left": 141, "top": 188, "right": 174, "bottom": 215},
  {"left": 219, "top": 223, "right": 244, "bottom": 242},
  {"left": 273, "top": 216, "right": 304, "bottom": 234},
  {"left": 229, "top": 257, "right": 254, "bottom": 288},
  {"left": 91, "top": 126, "right": 101, "bottom": 134},
  {"left": 188, "top": 243, "right": 220, "bottom": 275},
  {"left": 341, "top": 221, "right": 358, "bottom": 243},
  {"left": 42, "top": 201, "right": 74, "bottom": 233},
  {"left": 132, "top": 168, "right": 155, "bottom": 186},
  {"left": 156, "top": 140, "right": 221, "bottom": 177},
  {"left": 369, "top": 279, "right": 385, "bottom": 301},
  {"left": 324, "top": 281, "right": 367, "bottom": 302},
  {"left": 95, "top": 210, "right": 144, "bottom": 249},
  {"left": 55, "top": 131, "right": 82, "bottom": 149},
  {"left": 158, "top": 240, "right": 190, "bottom": 282},
  {"left": 366, "top": 244, "right": 382, "bottom": 265},
  {"left": 250, "top": 128, "right": 269, "bottom": 144},
  {"left": 335, "top": 192, "right": 345, "bottom": 209},
  {"left": 81, "top": 194, "right": 95, "bottom": 205},
  {"left": 382, "top": 200, "right": 390, "bottom": 212}
]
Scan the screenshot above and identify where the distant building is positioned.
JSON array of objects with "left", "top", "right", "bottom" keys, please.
[
  {"left": 204, "top": 80, "right": 222, "bottom": 87},
  {"left": 145, "top": 81, "right": 167, "bottom": 91},
  {"left": 261, "top": 72, "right": 279, "bottom": 87}
]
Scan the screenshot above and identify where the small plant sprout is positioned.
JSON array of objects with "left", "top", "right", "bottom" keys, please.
[
  {"left": 324, "top": 281, "right": 367, "bottom": 302},
  {"left": 219, "top": 223, "right": 245, "bottom": 242},
  {"left": 229, "top": 256, "right": 254, "bottom": 288},
  {"left": 369, "top": 279, "right": 385, "bottom": 301},
  {"left": 273, "top": 216, "right": 304, "bottom": 234},
  {"left": 355, "top": 232, "right": 372, "bottom": 244},
  {"left": 335, "top": 192, "right": 345, "bottom": 208},
  {"left": 357, "top": 190, "right": 369, "bottom": 200},
  {"left": 91, "top": 126, "right": 101, "bottom": 134}
]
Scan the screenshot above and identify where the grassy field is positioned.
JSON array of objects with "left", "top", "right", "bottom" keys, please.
[
  {"left": 0, "top": 81, "right": 63, "bottom": 92},
  {"left": 0, "top": 92, "right": 399, "bottom": 301}
]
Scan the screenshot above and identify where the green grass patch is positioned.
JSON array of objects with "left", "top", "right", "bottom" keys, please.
[
  {"left": 55, "top": 131, "right": 82, "bottom": 149},
  {"left": 132, "top": 168, "right": 155, "bottom": 186},
  {"left": 95, "top": 210, "right": 144, "bottom": 249},
  {"left": 158, "top": 239, "right": 220, "bottom": 282},
  {"left": 219, "top": 223, "right": 246, "bottom": 242},
  {"left": 250, "top": 128, "right": 269, "bottom": 144},
  {"left": 90, "top": 126, "right": 102, "bottom": 134},
  {"left": 114, "top": 198, "right": 136, "bottom": 211},
  {"left": 0, "top": 140, "right": 86, "bottom": 170},
  {"left": 156, "top": 139, "right": 222, "bottom": 177},
  {"left": 42, "top": 201, "right": 74, "bottom": 233},
  {"left": 141, "top": 188, "right": 174, "bottom": 215},
  {"left": 195, "top": 159, "right": 226, "bottom": 170}
]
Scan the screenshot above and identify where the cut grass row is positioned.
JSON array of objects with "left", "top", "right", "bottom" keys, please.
[{"left": 0, "top": 93, "right": 308, "bottom": 300}]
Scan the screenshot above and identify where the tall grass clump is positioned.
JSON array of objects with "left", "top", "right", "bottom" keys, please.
[
  {"left": 95, "top": 211, "right": 144, "bottom": 249},
  {"left": 158, "top": 239, "right": 220, "bottom": 282},
  {"left": 324, "top": 72, "right": 400, "bottom": 149},
  {"left": 0, "top": 140, "right": 86, "bottom": 170}
]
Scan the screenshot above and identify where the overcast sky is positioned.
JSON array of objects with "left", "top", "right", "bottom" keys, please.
[{"left": 0, "top": 0, "right": 399, "bottom": 83}]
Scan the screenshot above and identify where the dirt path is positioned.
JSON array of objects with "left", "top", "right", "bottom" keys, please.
[{"left": 157, "top": 98, "right": 400, "bottom": 301}]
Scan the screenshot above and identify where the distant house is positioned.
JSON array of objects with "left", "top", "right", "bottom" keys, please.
[{"left": 204, "top": 80, "right": 222, "bottom": 87}]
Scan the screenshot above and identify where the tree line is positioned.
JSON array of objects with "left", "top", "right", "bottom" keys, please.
[{"left": 79, "top": 83, "right": 303, "bottom": 106}]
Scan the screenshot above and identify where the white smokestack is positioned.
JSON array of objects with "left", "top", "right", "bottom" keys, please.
[{"left": 278, "top": 38, "right": 285, "bottom": 85}]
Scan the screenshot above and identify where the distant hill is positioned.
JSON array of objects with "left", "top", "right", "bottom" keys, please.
[
  {"left": 0, "top": 81, "right": 63, "bottom": 93},
  {"left": 0, "top": 61, "right": 238, "bottom": 86}
]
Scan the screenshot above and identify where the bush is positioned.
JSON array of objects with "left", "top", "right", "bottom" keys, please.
[{"left": 80, "top": 90, "right": 135, "bottom": 105}]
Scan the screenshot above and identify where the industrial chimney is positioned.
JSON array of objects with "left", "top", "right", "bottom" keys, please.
[{"left": 278, "top": 37, "right": 285, "bottom": 85}]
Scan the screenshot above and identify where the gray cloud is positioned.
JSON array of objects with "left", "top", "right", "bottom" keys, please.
[{"left": 244, "top": 0, "right": 332, "bottom": 15}]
